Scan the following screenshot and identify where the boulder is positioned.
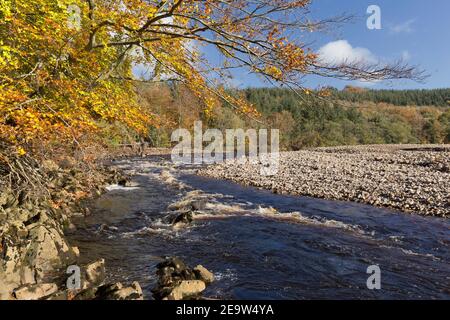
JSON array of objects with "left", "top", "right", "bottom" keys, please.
[
  {"left": 164, "top": 280, "right": 206, "bottom": 300},
  {"left": 13, "top": 283, "right": 58, "bottom": 300},
  {"left": 168, "top": 199, "right": 206, "bottom": 212},
  {"left": 74, "top": 282, "right": 144, "bottom": 300},
  {"left": 103, "top": 282, "right": 143, "bottom": 300},
  {"left": 117, "top": 177, "right": 138, "bottom": 187},
  {"left": 82, "top": 259, "right": 106, "bottom": 289},
  {"left": 191, "top": 199, "right": 207, "bottom": 211},
  {"left": 193, "top": 265, "right": 215, "bottom": 284},
  {"left": 169, "top": 211, "right": 193, "bottom": 226},
  {"left": 25, "top": 225, "right": 74, "bottom": 280},
  {"left": 152, "top": 257, "right": 214, "bottom": 300},
  {"left": 157, "top": 256, "right": 186, "bottom": 273}
]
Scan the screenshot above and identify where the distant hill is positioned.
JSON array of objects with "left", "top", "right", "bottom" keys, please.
[
  {"left": 333, "top": 86, "right": 450, "bottom": 107},
  {"left": 136, "top": 84, "right": 450, "bottom": 149},
  {"left": 241, "top": 86, "right": 450, "bottom": 108},
  {"left": 237, "top": 87, "right": 450, "bottom": 149}
]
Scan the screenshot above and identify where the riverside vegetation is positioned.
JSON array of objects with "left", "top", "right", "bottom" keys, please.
[{"left": 137, "top": 84, "right": 450, "bottom": 150}]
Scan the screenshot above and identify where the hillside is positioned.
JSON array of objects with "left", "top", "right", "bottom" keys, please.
[
  {"left": 240, "top": 87, "right": 450, "bottom": 149},
  {"left": 334, "top": 86, "right": 450, "bottom": 107},
  {"left": 133, "top": 85, "right": 450, "bottom": 151}
]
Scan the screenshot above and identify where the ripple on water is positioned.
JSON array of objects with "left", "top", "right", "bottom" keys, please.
[{"left": 67, "top": 160, "right": 450, "bottom": 300}]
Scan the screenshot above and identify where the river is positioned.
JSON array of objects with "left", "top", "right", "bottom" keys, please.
[{"left": 67, "top": 156, "right": 450, "bottom": 299}]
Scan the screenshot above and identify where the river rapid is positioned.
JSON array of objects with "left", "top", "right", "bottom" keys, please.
[{"left": 67, "top": 156, "right": 450, "bottom": 299}]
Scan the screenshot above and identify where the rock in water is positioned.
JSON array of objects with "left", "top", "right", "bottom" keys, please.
[
  {"left": 169, "top": 211, "right": 193, "bottom": 226},
  {"left": 74, "top": 282, "right": 143, "bottom": 300},
  {"left": 152, "top": 257, "right": 214, "bottom": 300},
  {"left": 96, "top": 282, "right": 143, "bottom": 300},
  {"left": 194, "top": 265, "right": 215, "bottom": 284}
]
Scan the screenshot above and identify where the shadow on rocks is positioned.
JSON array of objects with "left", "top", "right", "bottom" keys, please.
[{"left": 152, "top": 257, "right": 214, "bottom": 300}]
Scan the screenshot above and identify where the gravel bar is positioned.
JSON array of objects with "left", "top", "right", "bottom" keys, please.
[{"left": 199, "top": 145, "right": 450, "bottom": 218}]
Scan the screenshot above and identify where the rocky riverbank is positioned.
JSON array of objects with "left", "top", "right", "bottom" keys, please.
[
  {"left": 0, "top": 155, "right": 143, "bottom": 300},
  {"left": 199, "top": 145, "right": 450, "bottom": 218}
]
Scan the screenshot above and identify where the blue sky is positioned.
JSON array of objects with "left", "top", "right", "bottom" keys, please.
[{"left": 201, "top": 0, "right": 450, "bottom": 90}]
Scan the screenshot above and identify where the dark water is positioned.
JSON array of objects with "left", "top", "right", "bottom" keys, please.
[{"left": 67, "top": 157, "right": 450, "bottom": 300}]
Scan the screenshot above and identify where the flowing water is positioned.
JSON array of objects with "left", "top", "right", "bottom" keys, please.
[{"left": 67, "top": 156, "right": 450, "bottom": 299}]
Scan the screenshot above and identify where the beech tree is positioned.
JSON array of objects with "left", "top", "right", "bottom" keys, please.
[{"left": 1, "top": 0, "right": 424, "bottom": 155}]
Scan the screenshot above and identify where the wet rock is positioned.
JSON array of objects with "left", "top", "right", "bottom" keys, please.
[
  {"left": 13, "top": 283, "right": 58, "bottom": 300},
  {"left": 160, "top": 170, "right": 175, "bottom": 184},
  {"left": 96, "top": 224, "right": 119, "bottom": 233},
  {"left": 103, "top": 282, "right": 143, "bottom": 300},
  {"left": 193, "top": 265, "right": 215, "bottom": 284},
  {"left": 169, "top": 211, "right": 193, "bottom": 226},
  {"left": 74, "top": 282, "right": 143, "bottom": 300},
  {"left": 117, "top": 176, "right": 138, "bottom": 187},
  {"left": 191, "top": 200, "right": 207, "bottom": 211},
  {"left": 169, "top": 199, "right": 207, "bottom": 212},
  {"left": 152, "top": 257, "right": 214, "bottom": 300},
  {"left": 158, "top": 256, "right": 187, "bottom": 273}
]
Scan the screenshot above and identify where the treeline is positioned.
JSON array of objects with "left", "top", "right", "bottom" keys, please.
[
  {"left": 332, "top": 86, "right": 450, "bottom": 107},
  {"left": 136, "top": 84, "right": 450, "bottom": 150},
  {"left": 240, "top": 87, "right": 450, "bottom": 149}
]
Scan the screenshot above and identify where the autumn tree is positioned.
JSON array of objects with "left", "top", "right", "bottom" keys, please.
[{"left": 1, "top": 0, "right": 424, "bottom": 158}]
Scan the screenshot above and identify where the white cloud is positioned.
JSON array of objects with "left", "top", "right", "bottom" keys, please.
[
  {"left": 390, "top": 19, "right": 415, "bottom": 34},
  {"left": 318, "top": 40, "right": 377, "bottom": 65}
]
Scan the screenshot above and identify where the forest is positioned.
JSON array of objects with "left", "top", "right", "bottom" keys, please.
[
  {"left": 332, "top": 86, "right": 450, "bottom": 107},
  {"left": 137, "top": 84, "right": 450, "bottom": 151}
]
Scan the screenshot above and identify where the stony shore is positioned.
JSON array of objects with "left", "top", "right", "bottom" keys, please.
[
  {"left": 0, "top": 155, "right": 144, "bottom": 300},
  {"left": 199, "top": 145, "right": 450, "bottom": 218}
]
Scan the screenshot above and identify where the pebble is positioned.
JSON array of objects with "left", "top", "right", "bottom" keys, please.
[{"left": 200, "top": 145, "right": 450, "bottom": 218}]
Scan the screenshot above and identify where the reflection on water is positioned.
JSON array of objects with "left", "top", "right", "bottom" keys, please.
[{"left": 67, "top": 157, "right": 450, "bottom": 300}]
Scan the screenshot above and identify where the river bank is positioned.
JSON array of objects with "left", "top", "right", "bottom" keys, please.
[
  {"left": 0, "top": 150, "right": 145, "bottom": 300},
  {"left": 199, "top": 145, "right": 450, "bottom": 218}
]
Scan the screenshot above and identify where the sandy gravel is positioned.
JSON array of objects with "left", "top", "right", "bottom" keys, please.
[{"left": 199, "top": 145, "right": 450, "bottom": 218}]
